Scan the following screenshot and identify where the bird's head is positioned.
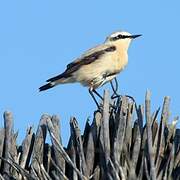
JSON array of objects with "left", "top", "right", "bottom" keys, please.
[{"left": 105, "top": 31, "right": 141, "bottom": 50}]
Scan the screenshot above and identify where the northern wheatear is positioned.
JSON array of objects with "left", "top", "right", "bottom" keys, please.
[{"left": 39, "top": 31, "right": 141, "bottom": 107}]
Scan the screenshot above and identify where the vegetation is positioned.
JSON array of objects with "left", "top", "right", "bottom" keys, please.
[{"left": 0, "top": 90, "right": 180, "bottom": 180}]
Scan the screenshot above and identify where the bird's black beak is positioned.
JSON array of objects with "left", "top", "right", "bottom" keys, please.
[{"left": 131, "top": 34, "right": 142, "bottom": 39}]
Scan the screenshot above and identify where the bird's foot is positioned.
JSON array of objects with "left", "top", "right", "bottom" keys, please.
[
  {"left": 111, "top": 94, "right": 121, "bottom": 99},
  {"left": 125, "top": 95, "right": 136, "bottom": 103},
  {"left": 110, "top": 94, "right": 137, "bottom": 111},
  {"left": 96, "top": 99, "right": 118, "bottom": 112}
]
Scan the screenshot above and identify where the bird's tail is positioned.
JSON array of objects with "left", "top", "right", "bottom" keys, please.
[
  {"left": 39, "top": 73, "right": 73, "bottom": 91},
  {"left": 39, "top": 82, "right": 55, "bottom": 91}
]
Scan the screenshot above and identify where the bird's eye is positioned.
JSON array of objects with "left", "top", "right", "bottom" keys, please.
[
  {"left": 118, "top": 34, "right": 123, "bottom": 38},
  {"left": 110, "top": 34, "right": 124, "bottom": 41}
]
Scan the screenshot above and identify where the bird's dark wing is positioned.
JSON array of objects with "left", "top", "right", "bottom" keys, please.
[
  {"left": 46, "top": 44, "right": 116, "bottom": 82},
  {"left": 66, "top": 44, "right": 116, "bottom": 70}
]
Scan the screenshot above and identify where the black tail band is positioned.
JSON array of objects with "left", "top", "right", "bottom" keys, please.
[{"left": 39, "top": 83, "right": 55, "bottom": 91}]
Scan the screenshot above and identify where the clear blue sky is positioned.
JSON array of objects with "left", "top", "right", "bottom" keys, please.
[{"left": 0, "top": 0, "right": 180, "bottom": 145}]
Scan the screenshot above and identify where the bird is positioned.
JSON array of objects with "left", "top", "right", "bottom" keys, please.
[{"left": 39, "top": 31, "right": 141, "bottom": 107}]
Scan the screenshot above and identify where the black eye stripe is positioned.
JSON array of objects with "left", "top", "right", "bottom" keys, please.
[{"left": 110, "top": 35, "right": 130, "bottom": 41}]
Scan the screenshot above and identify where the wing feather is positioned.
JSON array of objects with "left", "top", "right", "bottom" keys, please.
[
  {"left": 66, "top": 44, "right": 116, "bottom": 70},
  {"left": 47, "top": 44, "right": 116, "bottom": 82}
]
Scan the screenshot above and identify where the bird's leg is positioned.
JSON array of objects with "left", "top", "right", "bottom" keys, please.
[
  {"left": 89, "top": 88, "right": 120, "bottom": 111},
  {"left": 109, "top": 78, "right": 137, "bottom": 109},
  {"left": 111, "top": 78, "right": 136, "bottom": 103},
  {"left": 111, "top": 77, "right": 136, "bottom": 104},
  {"left": 92, "top": 89, "right": 103, "bottom": 100},
  {"left": 125, "top": 95, "right": 136, "bottom": 104},
  {"left": 110, "top": 78, "right": 136, "bottom": 105},
  {"left": 110, "top": 77, "right": 121, "bottom": 99},
  {"left": 88, "top": 88, "right": 101, "bottom": 109},
  {"left": 91, "top": 88, "right": 118, "bottom": 111},
  {"left": 125, "top": 95, "right": 138, "bottom": 112}
]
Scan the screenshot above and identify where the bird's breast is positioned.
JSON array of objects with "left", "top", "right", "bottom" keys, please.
[{"left": 115, "top": 52, "right": 128, "bottom": 72}]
